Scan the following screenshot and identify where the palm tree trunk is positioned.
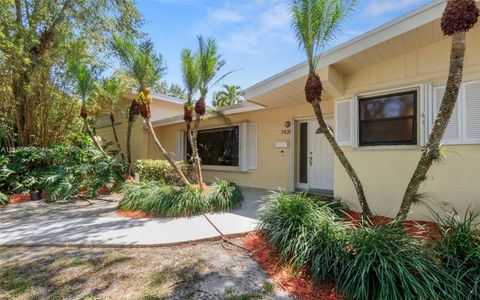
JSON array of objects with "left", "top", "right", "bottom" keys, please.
[
  {"left": 83, "top": 117, "right": 107, "bottom": 156},
  {"left": 310, "top": 98, "right": 373, "bottom": 219},
  {"left": 145, "top": 118, "right": 191, "bottom": 186},
  {"left": 110, "top": 115, "right": 125, "bottom": 161},
  {"left": 191, "top": 114, "right": 204, "bottom": 187},
  {"left": 397, "top": 31, "right": 466, "bottom": 220}
]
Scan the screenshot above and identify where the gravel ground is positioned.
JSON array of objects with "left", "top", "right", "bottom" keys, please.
[{"left": 0, "top": 239, "right": 292, "bottom": 300}]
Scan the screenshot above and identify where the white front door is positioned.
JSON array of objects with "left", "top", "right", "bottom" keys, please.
[{"left": 307, "top": 119, "right": 334, "bottom": 191}]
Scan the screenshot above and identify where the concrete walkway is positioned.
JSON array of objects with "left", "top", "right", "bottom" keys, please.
[{"left": 0, "top": 187, "right": 271, "bottom": 247}]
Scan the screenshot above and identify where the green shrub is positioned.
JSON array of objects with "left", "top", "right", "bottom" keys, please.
[
  {"left": 119, "top": 179, "right": 243, "bottom": 217},
  {"left": 0, "top": 146, "right": 126, "bottom": 201},
  {"left": 433, "top": 209, "right": 480, "bottom": 299},
  {"left": 258, "top": 192, "right": 347, "bottom": 276},
  {"left": 135, "top": 160, "right": 191, "bottom": 185},
  {"left": 337, "top": 224, "right": 459, "bottom": 300},
  {"left": 208, "top": 179, "right": 243, "bottom": 211}
]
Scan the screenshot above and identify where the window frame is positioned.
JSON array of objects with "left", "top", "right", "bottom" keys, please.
[
  {"left": 358, "top": 90, "right": 418, "bottom": 146},
  {"left": 186, "top": 125, "right": 241, "bottom": 168}
]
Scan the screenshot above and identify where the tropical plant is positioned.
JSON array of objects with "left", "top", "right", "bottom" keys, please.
[
  {"left": 119, "top": 179, "right": 243, "bottom": 216},
  {"left": 397, "top": 0, "right": 479, "bottom": 220},
  {"left": 189, "top": 36, "right": 234, "bottom": 188},
  {"left": 94, "top": 77, "right": 129, "bottom": 161},
  {"left": 290, "top": 0, "right": 372, "bottom": 219},
  {"left": 258, "top": 192, "right": 348, "bottom": 277},
  {"left": 68, "top": 60, "right": 107, "bottom": 156},
  {"left": 0, "top": 192, "right": 8, "bottom": 206},
  {"left": 1, "top": 0, "right": 142, "bottom": 147},
  {"left": 213, "top": 84, "right": 243, "bottom": 106},
  {"left": 338, "top": 223, "right": 460, "bottom": 300},
  {"left": 112, "top": 35, "right": 190, "bottom": 185},
  {"left": 432, "top": 209, "right": 480, "bottom": 299}
]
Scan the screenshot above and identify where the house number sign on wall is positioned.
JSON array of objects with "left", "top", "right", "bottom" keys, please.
[{"left": 281, "top": 129, "right": 291, "bottom": 135}]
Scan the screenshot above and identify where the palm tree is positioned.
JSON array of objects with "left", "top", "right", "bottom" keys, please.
[
  {"left": 180, "top": 48, "right": 199, "bottom": 165},
  {"left": 68, "top": 60, "right": 107, "bottom": 156},
  {"left": 291, "top": 0, "right": 372, "bottom": 218},
  {"left": 397, "top": 0, "right": 479, "bottom": 220},
  {"left": 213, "top": 84, "right": 243, "bottom": 106},
  {"left": 112, "top": 35, "right": 190, "bottom": 186},
  {"left": 190, "top": 36, "right": 234, "bottom": 188},
  {"left": 95, "top": 77, "right": 129, "bottom": 161},
  {"left": 111, "top": 35, "right": 141, "bottom": 176}
]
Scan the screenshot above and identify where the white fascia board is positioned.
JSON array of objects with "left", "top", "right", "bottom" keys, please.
[
  {"left": 149, "top": 102, "right": 266, "bottom": 128},
  {"left": 243, "top": 0, "right": 446, "bottom": 100},
  {"left": 128, "top": 89, "right": 186, "bottom": 105}
]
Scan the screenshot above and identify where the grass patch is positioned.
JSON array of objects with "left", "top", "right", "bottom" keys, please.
[{"left": 119, "top": 179, "right": 243, "bottom": 217}]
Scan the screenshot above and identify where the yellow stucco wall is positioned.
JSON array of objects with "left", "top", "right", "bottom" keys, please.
[
  {"left": 151, "top": 100, "right": 333, "bottom": 190},
  {"left": 334, "top": 26, "right": 480, "bottom": 219}
]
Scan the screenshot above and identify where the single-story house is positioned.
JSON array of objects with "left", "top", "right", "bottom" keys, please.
[{"left": 97, "top": 0, "right": 480, "bottom": 220}]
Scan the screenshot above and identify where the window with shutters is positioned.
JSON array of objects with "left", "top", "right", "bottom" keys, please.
[{"left": 358, "top": 91, "right": 417, "bottom": 146}]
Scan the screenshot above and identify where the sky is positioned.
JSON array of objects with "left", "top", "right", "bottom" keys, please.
[{"left": 137, "top": 0, "right": 432, "bottom": 95}]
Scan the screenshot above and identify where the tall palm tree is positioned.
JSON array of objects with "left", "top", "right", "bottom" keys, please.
[
  {"left": 112, "top": 35, "right": 190, "bottom": 186},
  {"left": 111, "top": 35, "right": 141, "bottom": 176},
  {"left": 95, "top": 77, "right": 129, "bottom": 161},
  {"left": 180, "top": 48, "right": 199, "bottom": 158},
  {"left": 397, "top": 0, "right": 479, "bottom": 220},
  {"left": 68, "top": 60, "right": 107, "bottom": 156},
  {"left": 213, "top": 84, "right": 243, "bottom": 106},
  {"left": 190, "top": 36, "right": 234, "bottom": 188},
  {"left": 291, "top": 0, "right": 372, "bottom": 218}
]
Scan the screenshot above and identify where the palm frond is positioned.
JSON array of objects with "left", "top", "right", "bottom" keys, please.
[{"left": 181, "top": 48, "right": 200, "bottom": 102}]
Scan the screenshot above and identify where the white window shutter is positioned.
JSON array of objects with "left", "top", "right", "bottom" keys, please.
[
  {"left": 239, "top": 122, "right": 248, "bottom": 172},
  {"left": 432, "top": 86, "right": 462, "bottom": 145},
  {"left": 463, "top": 81, "right": 480, "bottom": 144},
  {"left": 176, "top": 130, "right": 185, "bottom": 160},
  {"left": 247, "top": 122, "right": 258, "bottom": 169},
  {"left": 335, "top": 99, "right": 352, "bottom": 146},
  {"left": 419, "top": 83, "right": 432, "bottom": 147}
]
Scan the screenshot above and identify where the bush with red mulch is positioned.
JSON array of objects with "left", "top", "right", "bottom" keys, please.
[
  {"left": 243, "top": 231, "right": 343, "bottom": 300},
  {"left": 9, "top": 193, "right": 31, "bottom": 204}
]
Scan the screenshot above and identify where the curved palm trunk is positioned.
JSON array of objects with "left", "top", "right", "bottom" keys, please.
[
  {"left": 146, "top": 118, "right": 190, "bottom": 186},
  {"left": 310, "top": 98, "right": 373, "bottom": 219},
  {"left": 110, "top": 113, "right": 125, "bottom": 161},
  {"left": 191, "top": 114, "right": 204, "bottom": 187},
  {"left": 125, "top": 103, "right": 139, "bottom": 177},
  {"left": 83, "top": 117, "right": 107, "bottom": 156},
  {"left": 397, "top": 31, "right": 466, "bottom": 220}
]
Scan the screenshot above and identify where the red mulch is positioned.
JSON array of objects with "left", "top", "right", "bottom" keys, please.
[
  {"left": 9, "top": 193, "right": 31, "bottom": 204},
  {"left": 243, "top": 232, "right": 342, "bottom": 300},
  {"left": 116, "top": 208, "right": 162, "bottom": 218},
  {"left": 345, "top": 211, "right": 440, "bottom": 240}
]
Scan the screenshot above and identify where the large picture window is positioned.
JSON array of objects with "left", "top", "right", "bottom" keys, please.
[
  {"left": 187, "top": 126, "right": 239, "bottom": 167},
  {"left": 359, "top": 91, "right": 417, "bottom": 146}
]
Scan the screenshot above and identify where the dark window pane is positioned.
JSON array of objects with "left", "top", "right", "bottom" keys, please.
[
  {"left": 360, "top": 93, "right": 415, "bottom": 120},
  {"left": 359, "top": 91, "right": 417, "bottom": 146},
  {"left": 360, "top": 119, "right": 414, "bottom": 145},
  {"left": 187, "top": 126, "right": 239, "bottom": 166},
  {"left": 299, "top": 123, "right": 308, "bottom": 184}
]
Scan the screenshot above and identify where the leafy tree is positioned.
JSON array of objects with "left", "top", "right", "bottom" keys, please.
[
  {"left": 153, "top": 81, "right": 187, "bottom": 99},
  {"left": 291, "top": 0, "right": 372, "bottom": 218},
  {"left": 213, "top": 84, "right": 243, "bottom": 106},
  {"left": 112, "top": 35, "right": 190, "bottom": 185},
  {"left": 67, "top": 60, "right": 107, "bottom": 156},
  {"left": 94, "top": 77, "right": 129, "bottom": 161},
  {"left": 0, "top": 0, "right": 142, "bottom": 146},
  {"left": 397, "top": 0, "right": 479, "bottom": 220}
]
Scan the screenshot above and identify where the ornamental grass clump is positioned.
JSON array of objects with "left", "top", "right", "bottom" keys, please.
[
  {"left": 433, "top": 209, "right": 480, "bottom": 299},
  {"left": 119, "top": 179, "right": 243, "bottom": 217},
  {"left": 258, "top": 192, "right": 348, "bottom": 275},
  {"left": 337, "top": 223, "right": 460, "bottom": 300}
]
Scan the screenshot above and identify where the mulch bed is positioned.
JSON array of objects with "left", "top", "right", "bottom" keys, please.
[
  {"left": 116, "top": 208, "right": 163, "bottom": 218},
  {"left": 9, "top": 193, "right": 32, "bottom": 204},
  {"left": 243, "top": 231, "right": 342, "bottom": 300}
]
